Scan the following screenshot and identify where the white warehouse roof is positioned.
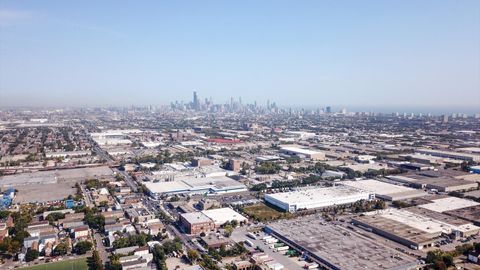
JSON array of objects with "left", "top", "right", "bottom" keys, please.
[
  {"left": 202, "top": 208, "right": 248, "bottom": 226},
  {"left": 265, "top": 185, "right": 373, "bottom": 212},
  {"left": 341, "top": 179, "right": 426, "bottom": 201},
  {"left": 280, "top": 146, "right": 323, "bottom": 156},
  {"left": 363, "top": 208, "right": 479, "bottom": 235},
  {"left": 419, "top": 197, "right": 480, "bottom": 213}
]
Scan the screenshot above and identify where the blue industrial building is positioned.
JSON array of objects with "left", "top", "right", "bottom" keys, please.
[{"left": 0, "top": 188, "right": 15, "bottom": 208}]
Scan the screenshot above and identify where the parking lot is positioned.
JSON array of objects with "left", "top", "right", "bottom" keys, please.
[{"left": 231, "top": 226, "right": 305, "bottom": 270}]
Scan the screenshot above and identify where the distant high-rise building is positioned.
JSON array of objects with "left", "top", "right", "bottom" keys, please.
[
  {"left": 193, "top": 91, "right": 200, "bottom": 111},
  {"left": 442, "top": 114, "right": 449, "bottom": 123},
  {"left": 326, "top": 106, "right": 332, "bottom": 113}
]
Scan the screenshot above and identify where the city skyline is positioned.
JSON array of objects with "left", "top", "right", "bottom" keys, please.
[
  {"left": 1, "top": 89, "right": 479, "bottom": 115},
  {"left": 1, "top": 0, "right": 479, "bottom": 108},
  {"left": 1, "top": 1, "right": 480, "bottom": 269}
]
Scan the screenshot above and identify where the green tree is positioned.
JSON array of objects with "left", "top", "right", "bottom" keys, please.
[
  {"left": 224, "top": 224, "right": 233, "bottom": 237},
  {"left": 250, "top": 183, "right": 267, "bottom": 191},
  {"left": 89, "top": 250, "right": 104, "bottom": 270},
  {"left": 200, "top": 253, "right": 221, "bottom": 270},
  {"left": 25, "top": 249, "right": 39, "bottom": 262},
  {"left": 0, "top": 210, "right": 10, "bottom": 219},
  {"left": 54, "top": 242, "right": 69, "bottom": 256},
  {"left": 46, "top": 212, "right": 65, "bottom": 225},
  {"left": 442, "top": 254, "right": 454, "bottom": 267},
  {"left": 187, "top": 249, "right": 199, "bottom": 264},
  {"left": 255, "top": 162, "right": 281, "bottom": 174},
  {"left": 106, "top": 254, "right": 122, "bottom": 270},
  {"left": 74, "top": 241, "right": 93, "bottom": 255},
  {"left": 85, "top": 212, "right": 105, "bottom": 232},
  {"left": 474, "top": 242, "right": 480, "bottom": 252},
  {"left": 153, "top": 244, "right": 168, "bottom": 270}
]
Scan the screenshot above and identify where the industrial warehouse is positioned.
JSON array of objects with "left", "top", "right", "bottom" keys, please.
[
  {"left": 416, "top": 148, "right": 480, "bottom": 162},
  {"left": 340, "top": 179, "right": 427, "bottom": 201},
  {"left": 444, "top": 205, "right": 480, "bottom": 226},
  {"left": 265, "top": 215, "right": 420, "bottom": 270},
  {"left": 387, "top": 174, "right": 478, "bottom": 192},
  {"left": 279, "top": 146, "right": 326, "bottom": 160},
  {"left": 352, "top": 206, "right": 480, "bottom": 250},
  {"left": 144, "top": 175, "right": 248, "bottom": 198},
  {"left": 418, "top": 197, "right": 480, "bottom": 213},
  {"left": 264, "top": 185, "right": 374, "bottom": 213}
]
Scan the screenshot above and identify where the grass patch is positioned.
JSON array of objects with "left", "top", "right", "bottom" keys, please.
[
  {"left": 242, "top": 203, "right": 292, "bottom": 221},
  {"left": 20, "top": 257, "right": 88, "bottom": 270}
]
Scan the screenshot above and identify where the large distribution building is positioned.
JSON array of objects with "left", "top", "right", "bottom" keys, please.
[
  {"left": 416, "top": 149, "right": 480, "bottom": 162},
  {"left": 265, "top": 216, "right": 420, "bottom": 270},
  {"left": 340, "top": 179, "right": 426, "bottom": 201},
  {"left": 387, "top": 175, "right": 478, "bottom": 192},
  {"left": 352, "top": 206, "right": 480, "bottom": 250},
  {"left": 264, "top": 185, "right": 374, "bottom": 213},
  {"left": 418, "top": 197, "right": 480, "bottom": 213},
  {"left": 145, "top": 176, "right": 247, "bottom": 198},
  {"left": 279, "top": 146, "right": 325, "bottom": 160}
]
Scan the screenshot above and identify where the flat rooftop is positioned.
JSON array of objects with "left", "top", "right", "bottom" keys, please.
[
  {"left": 389, "top": 174, "right": 476, "bottom": 188},
  {"left": 202, "top": 207, "right": 247, "bottom": 226},
  {"left": 145, "top": 175, "right": 247, "bottom": 194},
  {"left": 404, "top": 206, "right": 471, "bottom": 227},
  {"left": 341, "top": 179, "right": 426, "bottom": 199},
  {"left": 419, "top": 197, "right": 480, "bottom": 212},
  {"left": 417, "top": 149, "right": 480, "bottom": 160},
  {"left": 463, "top": 190, "right": 480, "bottom": 199},
  {"left": 363, "top": 208, "right": 479, "bottom": 235},
  {"left": 417, "top": 170, "right": 469, "bottom": 179},
  {"left": 354, "top": 214, "right": 437, "bottom": 245},
  {"left": 145, "top": 181, "right": 191, "bottom": 194},
  {"left": 416, "top": 177, "right": 476, "bottom": 188},
  {"left": 280, "top": 146, "right": 323, "bottom": 155},
  {"left": 180, "top": 212, "right": 212, "bottom": 224},
  {"left": 444, "top": 205, "right": 480, "bottom": 224},
  {"left": 267, "top": 216, "right": 418, "bottom": 270},
  {"left": 266, "top": 185, "right": 370, "bottom": 205}
]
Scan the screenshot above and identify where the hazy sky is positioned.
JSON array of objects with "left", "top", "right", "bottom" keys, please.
[{"left": 0, "top": 0, "right": 479, "bottom": 109}]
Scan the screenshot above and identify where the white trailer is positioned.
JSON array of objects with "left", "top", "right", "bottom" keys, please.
[
  {"left": 262, "top": 235, "right": 273, "bottom": 240},
  {"left": 275, "top": 246, "right": 289, "bottom": 252},
  {"left": 265, "top": 238, "right": 278, "bottom": 244},
  {"left": 245, "top": 240, "right": 254, "bottom": 247}
]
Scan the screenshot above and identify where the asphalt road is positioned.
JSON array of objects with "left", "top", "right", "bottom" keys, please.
[
  {"left": 113, "top": 168, "right": 138, "bottom": 192},
  {"left": 79, "top": 184, "right": 93, "bottom": 207},
  {"left": 91, "top": 142, "right": 138, "bottom": 192},
  {"left": 94, "top": 231, "right": 110, "bottom": 264}
]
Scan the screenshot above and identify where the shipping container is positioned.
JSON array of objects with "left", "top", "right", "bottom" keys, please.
[
  {"left": 245, "top": 240, "right": 254, "bottom": 247},
  {"left": 247, "top": 232, "right": 257, "bottom": 239}
]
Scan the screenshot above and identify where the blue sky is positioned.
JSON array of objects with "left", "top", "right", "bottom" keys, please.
[{"left": 0, "top": 0, "right": 479, "bottom": 110}]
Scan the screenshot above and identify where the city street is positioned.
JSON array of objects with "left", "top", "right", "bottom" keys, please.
[{"left": 94, "top": 232, "right": 110, "bottom": 264}]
